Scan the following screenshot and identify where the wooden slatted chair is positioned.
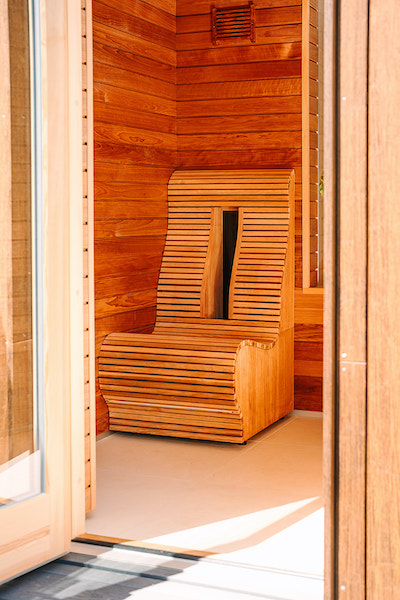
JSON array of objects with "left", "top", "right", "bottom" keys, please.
[{"left": 99, "top": 169, "right": 295, "bottom": 443}]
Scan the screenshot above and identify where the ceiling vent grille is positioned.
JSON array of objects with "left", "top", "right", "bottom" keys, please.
[{"left": 211, "top": 2, "right": 255, "bottom": 46}]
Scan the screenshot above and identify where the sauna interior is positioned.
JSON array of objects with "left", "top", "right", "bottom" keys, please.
[{"left": 83, "top": 0, "right": 323, "bottom": 569}]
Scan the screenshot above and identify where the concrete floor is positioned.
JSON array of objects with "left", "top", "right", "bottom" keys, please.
[
  {"left": 0, "top": 411, "right": 324, "bottom": 600},
  {"left": 86, "top": 410, "right": 324, "bottom": 578}
]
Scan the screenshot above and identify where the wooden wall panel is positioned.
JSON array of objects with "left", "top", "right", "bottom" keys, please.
[
  {"left": 93, "top": 0, "right": 322, "bottom": 430},
  {"left": 294, "top": 290, "right": 323, "bottom": 410},
  {"left": 176, "top": 0, "right": 322, "bottom": 412},
  {"left": 93, "top": 0, "right": 177, "bottom": 434},
  {"left": 177, "top": 0, "right": 318, "bottom": 296},
  {"left": 177, "top": 0, "right": 309, "bottom": 291}
]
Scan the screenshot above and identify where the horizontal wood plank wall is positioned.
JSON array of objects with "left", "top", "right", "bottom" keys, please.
[
  {"left": 177, "top": 0, "right": 303, "bottom": 285},
  {"left": 92, "top": 0, "right": 177, "bottom": 434},
  {"left": 92, "top": 0, "right": 322, "bottom": 427},
  {"left": 176, "top": 0, "right": 322, "bottom": 411},
  {"left": 297, "top": 2, "right": 322, "bottom": 411},
  {"left": 295, "top": 289, "right": 323, "bottom": 410}
]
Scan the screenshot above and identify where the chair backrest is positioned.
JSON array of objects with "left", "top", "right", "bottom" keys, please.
[
  {"left": 156, "top": 205, "right": 212, "bottom": 320},
  {"left": 229, "top": 205, "right": 289, "bottom": 323},
  {"left": 156, "top": 170, "right": 295, "bottom": 336}
]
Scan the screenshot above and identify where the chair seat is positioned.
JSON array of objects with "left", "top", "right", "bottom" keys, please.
[{"left": 153, "top": 321, "right": 276, "bottom": 348}]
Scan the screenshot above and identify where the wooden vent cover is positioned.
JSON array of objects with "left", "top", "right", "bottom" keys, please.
[{"left": 211, "top": 2, "right": 255, "bottom": 45}]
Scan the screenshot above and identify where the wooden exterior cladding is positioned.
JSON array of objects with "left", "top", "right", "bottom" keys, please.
[
  {"left": 92, "top": 0, "right": 322, "bottom": 435},
  {"left": 323, "top": 0, "right": 400, "bottom": 595}
]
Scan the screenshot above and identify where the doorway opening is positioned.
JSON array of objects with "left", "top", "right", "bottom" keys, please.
[{"left": 83, "top": 0, "right": 325, "bottom": 593}]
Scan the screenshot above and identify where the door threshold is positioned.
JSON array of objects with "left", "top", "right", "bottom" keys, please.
[
  {"left": 74, "top": 532, "right": 216, "bottom": 561},
  {"left": 72, "top": 533, "right": 324, "bottom": 586}
]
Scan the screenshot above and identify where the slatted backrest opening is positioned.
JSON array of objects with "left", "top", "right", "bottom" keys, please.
[
  {"left": 229, "top": 206, "right": 290, "bottom": 324},
  {"left": 158, "top": 169, "right": 294, "bottom": 328}
]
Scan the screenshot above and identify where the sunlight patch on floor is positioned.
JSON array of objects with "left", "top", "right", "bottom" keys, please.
[{"left": 86, "top": 412, "right": 323, "bottom": 578}]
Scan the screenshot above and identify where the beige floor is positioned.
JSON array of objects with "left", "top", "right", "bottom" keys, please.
[{"left": 86, "top": 410, "right": 323, "bottom": 580}]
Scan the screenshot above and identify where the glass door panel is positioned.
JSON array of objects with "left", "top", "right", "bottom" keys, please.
[{"left": 0, "top": 0, "right": 43, "bottom": 508}]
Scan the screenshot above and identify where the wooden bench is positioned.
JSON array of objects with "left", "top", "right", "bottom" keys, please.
[{"left": 99, "top": 169, "right": 295, "bottom": 443}]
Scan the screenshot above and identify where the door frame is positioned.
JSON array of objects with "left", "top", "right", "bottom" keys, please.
[
  {"left": 324, "top": 0, "right": 400, "bottom": 596},
  {"left": 4, "top": 0, "right": 398, "bottom": 593},
  {"left": 323, "top": 0, "right": 369, "bottom": 596},
  {"left": 0, "top": 0, "right": 86, "bottom": 582},
  {"left": 70, "top": 0, "right": 400, "bottom": 595}
]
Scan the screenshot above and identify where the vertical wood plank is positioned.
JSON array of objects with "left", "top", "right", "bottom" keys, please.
[
  {"left": 0, "top": 1, "right": 12, "bottom": 467},
  {"left": 200, "top": 207, "right": 223, "bottom": 319},
  {"left": 302, "top": 0, "right": 310, "bottom": 289},
  {"left": 337, "top": 362, "right": 367, "bottom": 597},
  {"left": 326, "top": 0, "right": 369, "bottom": 597},
  {"left": 322, "top": 0, "right": 336, "bottom": 594},
  {"left": 336, "top": 0, "right": 369, "bottom": 597},
  {"left": 44, "top": 0, "right": 74, "bottom": 562},
  {"left": 367, "top": 0, "right": 400, "bottom": 595},
  {"left": 82, "top": 0, "right": 96, "bottom": 514},
  {"left": 338, "top": 0, "right": 368, "bottom": 364},
  {"left": 67, "top": 0, "right": 86, "bottom": 537}
]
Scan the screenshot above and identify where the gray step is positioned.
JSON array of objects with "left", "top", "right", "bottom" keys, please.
[{"left": 0, "top": 547, "right": 323, "bottom": 600}]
